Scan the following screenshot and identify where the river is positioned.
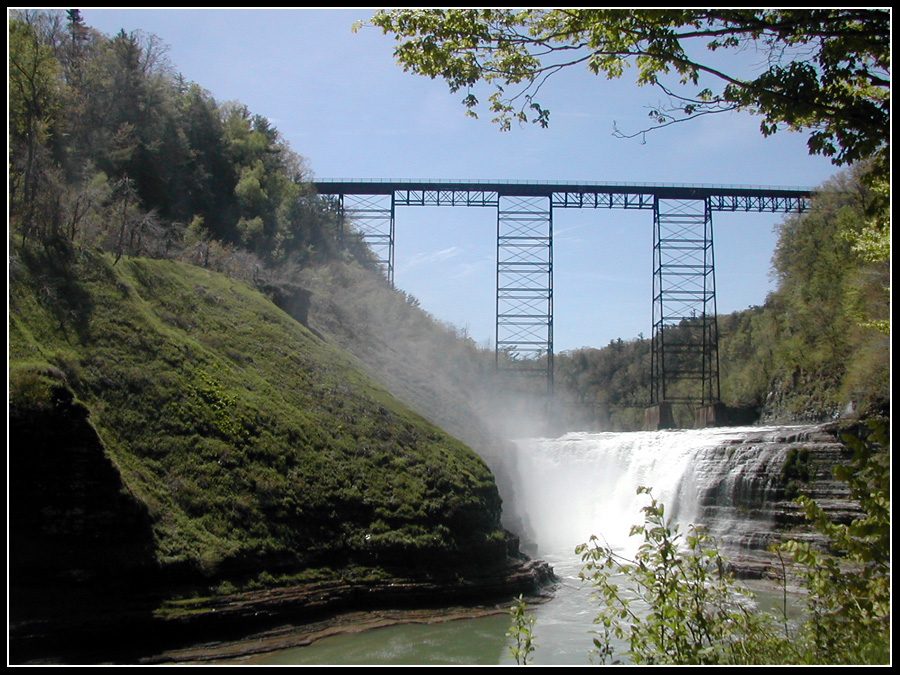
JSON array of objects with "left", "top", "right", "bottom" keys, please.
[{"left": 233, "top": 426, "right": 808, "bottom": 665}]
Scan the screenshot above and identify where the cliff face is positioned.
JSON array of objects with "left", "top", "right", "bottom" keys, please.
[
  {"left": 9, "top": 377, "right": 157, "bottom": 586},
  {"left": 8, "top": 246, "right": 548, "bottom": 663},
  {"left": 688, "top": 424, "right": 864, "bottom": 577}
]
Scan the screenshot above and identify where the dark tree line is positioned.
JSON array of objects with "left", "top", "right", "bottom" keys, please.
[{"left": 9, "top": 9, "right": 353, "bottom": 274}]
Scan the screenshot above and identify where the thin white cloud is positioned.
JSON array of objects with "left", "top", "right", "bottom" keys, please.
[{"left": 399, "top": 246, "right": 464, "bottom": 272}]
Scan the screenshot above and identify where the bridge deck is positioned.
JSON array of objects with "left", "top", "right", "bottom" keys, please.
[{"left": 314, "top": 179, "right": 813, "bottom": 213}]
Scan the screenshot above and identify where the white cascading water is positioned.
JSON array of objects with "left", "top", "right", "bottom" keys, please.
[
  {"left": 509, "top": 430, "right": 708, "bottom": 558},
  {"left": 505, "top": 426, "right": 805, "bottom": 558},
  {"left": 495, "top": 425, "right": 812, "bottom": 664}
]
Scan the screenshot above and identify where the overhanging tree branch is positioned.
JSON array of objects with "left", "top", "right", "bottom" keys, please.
[{"left": 365, "top": 8, "right": 889, "bottom": 172}]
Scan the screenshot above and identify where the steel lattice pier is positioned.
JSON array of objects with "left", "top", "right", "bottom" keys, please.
[{"left": 316, "top": 179, "right": 812, "bottom": 405}]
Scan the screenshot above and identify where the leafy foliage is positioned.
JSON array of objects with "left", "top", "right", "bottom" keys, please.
[
  {"left": 506, "top": 595, "right": 538, "bottom": 665},
  {"left": 574, "top": 435, "right": 891, "bottom": 665},
  {"left": 778, "top": 420, "right": 891, "bottom": 663},
  {"left": 363, "top": 9, "right": 889, "bottom": 172},
  {"left": 8, "top": 9, "right": 347, "bottom": 272},
  {"left": 554, "top": 338, "right": 651, "bottom": 430},
  {"left": 576, "top": 488, "right": 787, "bottom": 664}
]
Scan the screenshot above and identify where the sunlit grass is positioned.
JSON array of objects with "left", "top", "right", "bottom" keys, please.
[{"left": 9, "top": 244, "right": 508, "bottom": 586}]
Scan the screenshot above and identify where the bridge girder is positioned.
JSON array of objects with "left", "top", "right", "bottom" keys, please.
[{"left": 316, "top": 180, "right": 812, "bottom": 405}]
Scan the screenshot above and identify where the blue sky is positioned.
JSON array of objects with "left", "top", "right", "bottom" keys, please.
[{"left": 81, "top": 8, "right": 843, "bottom": 352}]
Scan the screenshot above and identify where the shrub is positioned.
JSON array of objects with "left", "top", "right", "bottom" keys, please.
[
  {"left": 777, "top": 420, "right": 890, "bottom": 664},
  {"left": 506, "top": 594, "right": 538, "bottom": 665},
  {"left": 572, "top": 421, "right": 890, "bottom": 665},
  {"left": 576, "top": 488, "right": 788, "bottom": 665}
]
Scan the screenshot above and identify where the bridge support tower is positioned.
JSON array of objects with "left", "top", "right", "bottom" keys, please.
[
  {"left": 316, "top": 179, "right": 812, "bottom": 417},
  {"left": 496, "top": 195, "right": 554, "bottom": 394},
  {"left": 339, "top": 193, "right": 395, "bottom": 285},
  {"left": 650, "top": 197, "right": 720, "bottom": 413}
]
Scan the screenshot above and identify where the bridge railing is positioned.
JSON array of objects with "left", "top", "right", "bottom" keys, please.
[{"left": 316, "top": 177, "right": 815, "bottom": 194}]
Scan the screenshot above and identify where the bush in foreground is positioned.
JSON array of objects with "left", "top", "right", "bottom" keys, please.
[{"left": 535, "top": 422, "right": 891, "bottom": 665}]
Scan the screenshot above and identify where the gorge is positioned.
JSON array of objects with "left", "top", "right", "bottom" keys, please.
[
  {"left": 192, "top": 422, "right": 864, "bottom": 665},
  {"left": 8, "top": 8, "right": 889, "bottom": 666},
  {"left": 8, "top": 245, "right": 875, "bottom": 665}
]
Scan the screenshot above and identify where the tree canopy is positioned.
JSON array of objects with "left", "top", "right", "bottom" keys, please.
[
  {"left": 8, "top": 9, "right": 355, "bottom": 272},
  {"left": 364, "top": 9, "right": 890, "bottom": 174}
]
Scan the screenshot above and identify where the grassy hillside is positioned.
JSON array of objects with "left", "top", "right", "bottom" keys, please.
[{"left": 9, "top": 243, "right": 511, "bottom": 590}]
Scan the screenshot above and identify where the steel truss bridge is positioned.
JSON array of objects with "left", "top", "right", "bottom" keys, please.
[{"left": 313, "top": 179, "right": 813, "bottom": 409}]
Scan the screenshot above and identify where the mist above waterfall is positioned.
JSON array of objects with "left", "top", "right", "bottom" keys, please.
[{"left": 291, "top": 259, "right": 851, "bottom": 576}]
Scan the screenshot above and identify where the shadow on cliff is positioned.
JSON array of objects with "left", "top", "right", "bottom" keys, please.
[{"left": 8, "top": 369, "right": 165, "bottom": 663}]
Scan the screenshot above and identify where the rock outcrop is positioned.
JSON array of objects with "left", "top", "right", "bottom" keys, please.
[
  {"left": 688, "top": 423, "right": 864, "bottom": 578},
  {"left": 9, "top": 373, "right": 158, "bottom": 587}
]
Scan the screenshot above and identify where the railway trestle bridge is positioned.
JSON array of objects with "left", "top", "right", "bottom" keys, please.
[{"left": 313, "top": 179, "right": 813, "bottom": 425}]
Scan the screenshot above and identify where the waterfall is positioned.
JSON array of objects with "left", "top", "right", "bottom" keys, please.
[
  {"left": 242, "top": 424, "right": 847, "bottom": 665},
  {"left": 501, "top": 425, "right": 825, "bottom": 562},
  {"left": 488, "top": 424, "right": 841, "bottom": 665}
]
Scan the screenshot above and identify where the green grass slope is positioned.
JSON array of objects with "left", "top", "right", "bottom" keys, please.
[{"left": 9, "top": 244, "right": 509, "bottom": 590}]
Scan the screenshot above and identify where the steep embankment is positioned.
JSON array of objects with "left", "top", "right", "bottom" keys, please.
[
  {"left": 288, "top": 261, "right": 553, "bottom": 530},
  {"left": 8, "top": 245, "right": 546, "bottom": 662}
]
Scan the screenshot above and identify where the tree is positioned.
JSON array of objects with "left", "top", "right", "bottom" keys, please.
[
  {"left": 362, "top": 9, "right": 889, "bottom": 174},
  {"left": 9, "top": 15, "right": 65, "bottom": 236}
]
